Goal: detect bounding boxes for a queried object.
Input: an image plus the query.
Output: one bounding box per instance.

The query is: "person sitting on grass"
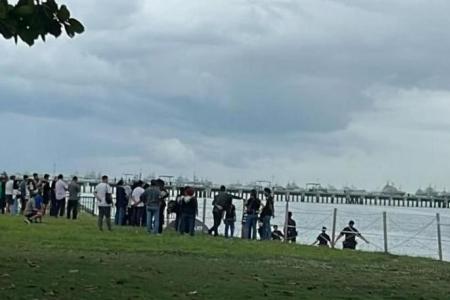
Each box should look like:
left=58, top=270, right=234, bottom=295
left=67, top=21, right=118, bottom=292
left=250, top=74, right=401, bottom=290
left=271, top=225, right=284, bottom=241
left=24, top=191, right=44, bottom=224
left=334, top=220, right=369, bottom=250
left=312, top=226, right=331, bottom=247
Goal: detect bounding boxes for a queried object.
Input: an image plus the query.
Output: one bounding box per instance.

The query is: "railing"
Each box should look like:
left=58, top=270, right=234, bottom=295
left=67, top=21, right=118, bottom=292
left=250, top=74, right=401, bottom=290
left=79, top=193, right=450, bottom=262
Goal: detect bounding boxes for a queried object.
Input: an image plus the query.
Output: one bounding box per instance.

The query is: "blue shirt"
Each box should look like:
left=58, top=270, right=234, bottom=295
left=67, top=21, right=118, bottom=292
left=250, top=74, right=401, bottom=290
left=34, top=194, right=43, bottom=210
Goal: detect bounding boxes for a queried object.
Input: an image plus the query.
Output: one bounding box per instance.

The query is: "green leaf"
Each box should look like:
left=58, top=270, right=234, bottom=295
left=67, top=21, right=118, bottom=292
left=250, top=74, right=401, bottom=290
left=18, top=28, right=35, bottom=46
left=64, top=22, right=74, bottom=38
left=0, top=2, right=7, bottom=19
left=44, top=0, right=58, bottom=13
left=14, top=4, right=34, bottom=16
left=0, top=21, right=13, bottom=39
left=48, top=20, right=61, bottom=37
left=57, top=4, right=70, bottom=22
left=68, top=18, right=83, bottom=34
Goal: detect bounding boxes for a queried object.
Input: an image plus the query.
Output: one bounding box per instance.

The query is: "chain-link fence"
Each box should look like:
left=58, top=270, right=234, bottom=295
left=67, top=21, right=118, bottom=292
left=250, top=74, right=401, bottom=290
left=79, top=193, right=450, bottom=262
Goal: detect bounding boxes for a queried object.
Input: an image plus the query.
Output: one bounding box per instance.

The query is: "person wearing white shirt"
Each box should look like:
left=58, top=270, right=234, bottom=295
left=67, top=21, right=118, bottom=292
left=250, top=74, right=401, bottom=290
left=5, top=175, right=15, bottom=215
left=54, top=174, right=68, bottom=217
left=130, top=181, right=145, bottom=226
left=94, top=175, right=113, bottom=231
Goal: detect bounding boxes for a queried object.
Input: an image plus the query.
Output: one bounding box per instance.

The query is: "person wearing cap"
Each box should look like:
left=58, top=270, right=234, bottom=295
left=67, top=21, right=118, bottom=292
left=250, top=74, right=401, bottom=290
left=334, top=220, right=369, bottom=249
left=179, top=186, right=198, bottom=236
left=312, top=227, right=331, bottom=247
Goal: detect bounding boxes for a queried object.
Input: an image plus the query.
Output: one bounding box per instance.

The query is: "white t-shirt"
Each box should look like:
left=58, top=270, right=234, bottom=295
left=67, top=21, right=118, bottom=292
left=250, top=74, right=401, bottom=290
left=55, top=179, right=68, bottom=200
left=95, top=182, right=112, bottom=207
left=131, top=186, right=145, bottom=207
left=5, top=180, right=14, bottom=195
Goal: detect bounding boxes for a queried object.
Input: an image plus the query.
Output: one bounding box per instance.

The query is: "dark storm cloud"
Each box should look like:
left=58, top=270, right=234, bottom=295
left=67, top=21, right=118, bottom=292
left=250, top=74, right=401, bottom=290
left=2, top=0, right=450, bottom=188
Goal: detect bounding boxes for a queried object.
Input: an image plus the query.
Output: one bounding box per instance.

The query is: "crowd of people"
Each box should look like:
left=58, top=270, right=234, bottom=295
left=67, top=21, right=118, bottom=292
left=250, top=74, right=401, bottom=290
left=0, top=172, right=370, bottom=249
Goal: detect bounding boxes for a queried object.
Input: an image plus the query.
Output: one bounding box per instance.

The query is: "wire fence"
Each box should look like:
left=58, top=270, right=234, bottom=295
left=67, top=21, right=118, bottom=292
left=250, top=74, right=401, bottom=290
left=79, top=193, right=450, bottom=262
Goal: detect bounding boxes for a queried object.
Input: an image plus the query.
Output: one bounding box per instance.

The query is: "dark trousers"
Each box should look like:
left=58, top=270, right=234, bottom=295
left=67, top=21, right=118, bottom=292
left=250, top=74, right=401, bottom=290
left=54, top=198, right=66, bottom=217
left=179, top=213, right=195, bottom=236
left=158, top=210, right=164, bottom=234
left=98, top=206, right=111, bottom=230
left=131, top=206, right=144, bottom=226
left=20, top=197, right=28, bottom=214
left=208, top=209, right=223, bottom=236
left=67, top=200, right=78, bottom=219
left=49, top=197, right=57, bottom=216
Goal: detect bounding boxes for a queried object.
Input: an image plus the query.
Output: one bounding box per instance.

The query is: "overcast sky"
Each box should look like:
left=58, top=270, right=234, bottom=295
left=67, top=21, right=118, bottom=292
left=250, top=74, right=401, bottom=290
left=2, top=0, right=450, bottom=191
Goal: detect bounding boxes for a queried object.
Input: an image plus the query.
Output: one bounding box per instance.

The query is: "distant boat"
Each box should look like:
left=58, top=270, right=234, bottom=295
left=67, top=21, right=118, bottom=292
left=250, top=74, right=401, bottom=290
left=381, top=182, right=405, bottom=196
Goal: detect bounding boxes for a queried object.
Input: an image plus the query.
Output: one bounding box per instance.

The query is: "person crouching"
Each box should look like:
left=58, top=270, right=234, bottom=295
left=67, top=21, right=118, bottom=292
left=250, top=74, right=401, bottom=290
left=24, top=191, right=44, bottom=224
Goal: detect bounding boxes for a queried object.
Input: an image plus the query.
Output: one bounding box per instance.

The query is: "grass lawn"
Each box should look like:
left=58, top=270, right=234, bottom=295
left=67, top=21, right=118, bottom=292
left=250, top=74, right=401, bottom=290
left=0, top=213, right=449, bottom=300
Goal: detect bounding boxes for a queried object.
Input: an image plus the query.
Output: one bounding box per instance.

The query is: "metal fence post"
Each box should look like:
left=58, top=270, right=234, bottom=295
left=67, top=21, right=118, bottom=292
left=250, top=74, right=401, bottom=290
left=383, top=211, right=388, bottom=254
left=331, top=208, right=337, bottom=248
left=437, top=213, right=443, bottom=261
left=91, top=196, right=95, bottom=216
left=284, top=192, right=290, bottom=243
left=202, top=190, right=208, bottom=233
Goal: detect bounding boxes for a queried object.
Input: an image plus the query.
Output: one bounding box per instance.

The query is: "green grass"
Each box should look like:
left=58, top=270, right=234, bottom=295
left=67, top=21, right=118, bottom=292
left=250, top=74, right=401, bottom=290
left=0, top=213, right=449, bottom=300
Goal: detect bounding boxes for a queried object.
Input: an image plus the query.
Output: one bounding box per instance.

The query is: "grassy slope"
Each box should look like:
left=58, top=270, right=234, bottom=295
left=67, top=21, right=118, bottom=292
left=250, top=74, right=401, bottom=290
left=0, top=214, right=449, bottom=300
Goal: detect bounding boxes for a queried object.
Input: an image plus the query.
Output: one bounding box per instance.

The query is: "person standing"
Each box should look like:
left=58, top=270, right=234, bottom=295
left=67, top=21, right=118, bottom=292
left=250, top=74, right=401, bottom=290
left=5, top=175, right=15, bottom=214
left=54, top=174, right=68, bottom=217
left=334, top=220, right=369, bottom=250
left=245, top=189, right=261, bottom=240
left=179, top=186, right=198, bottom=236
left=94, top=175, right=113, bottom=231
left=130, top=181, right=145, bottom=226
left=312, top=227, right=331, bottom=247
left=208, top=186, right=241, bottom=236
left=67, top=176, right=80, bottom=220
left=259, top=188, right=274, bottom=240
left=142, top=180, right=161, bottom=234
left=224, top=203, right=236, bottom=238
left=286, top=211, right=298, bottom=243
left=0, top=174, right=6, bottom=214
left=174, top=187, right=185, bottom=232
left=157, top=179, right=169, bottom=234
left=114, top=180, right=128, bottom=226
left=49, top=176, right=57, bottom=216
left=41, top=174, right=51, bottom=215
left=19, top=175, right=30, bottom=214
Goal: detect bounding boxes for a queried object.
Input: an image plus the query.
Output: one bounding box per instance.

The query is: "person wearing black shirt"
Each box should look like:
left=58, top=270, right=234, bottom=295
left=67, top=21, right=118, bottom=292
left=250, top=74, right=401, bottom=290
left=286, top=211, right=298, bottom=243
left=312, top=227, right=331, bottom=247
left=334, top=220, right=369, bottom=249
left=179, top=186, right=198, bottom=236
left=41, top=174, right=51, bottom=216
left=224, top=204, right=236, bottom=238
left=245, top=189, right=261, bottom=240
left=271, top=225, right=284, bottom=241
left=114, top=180, right=128, bottom=226
left=208, top=186, right=241, bottom=236
left=260, top=188, right=274, bottom=240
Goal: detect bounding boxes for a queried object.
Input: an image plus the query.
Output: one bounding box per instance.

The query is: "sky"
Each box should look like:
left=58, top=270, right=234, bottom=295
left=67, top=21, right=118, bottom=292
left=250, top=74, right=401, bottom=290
left=2, top=0, right=450, bottom=192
